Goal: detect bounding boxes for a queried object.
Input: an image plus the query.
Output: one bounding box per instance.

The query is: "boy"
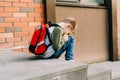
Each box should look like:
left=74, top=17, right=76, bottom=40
left=40, top=17, right=77, bottom=61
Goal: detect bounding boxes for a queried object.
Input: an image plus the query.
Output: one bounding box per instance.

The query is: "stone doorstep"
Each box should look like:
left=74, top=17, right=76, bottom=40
left=1, top=51, right=120, bottom=80
left=0, top=51, right=88, bottom=80
left=28, top=68, right=87, bottom=80
left=113, top=74, right=120, bottom=80
left=87, top=65, right=112, bottom=80
left=89, top=61, right=120, bottom=80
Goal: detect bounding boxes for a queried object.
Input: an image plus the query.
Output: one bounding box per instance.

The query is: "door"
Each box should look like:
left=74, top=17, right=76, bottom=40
left=56, top=6, right=108, bottom=63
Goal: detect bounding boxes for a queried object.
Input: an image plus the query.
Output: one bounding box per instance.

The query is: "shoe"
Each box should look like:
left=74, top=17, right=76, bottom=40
left=68, top=60, right=74, bottom=62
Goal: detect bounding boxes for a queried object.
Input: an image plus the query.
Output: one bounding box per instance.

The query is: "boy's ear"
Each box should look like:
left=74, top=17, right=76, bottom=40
left=67, top=24, right=71, bottom=28
left=66, top=23, right=71, bottom=30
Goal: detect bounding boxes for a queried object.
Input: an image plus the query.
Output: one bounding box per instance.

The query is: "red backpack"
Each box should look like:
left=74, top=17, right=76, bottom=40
left=29, top=22, right=59, bottom=55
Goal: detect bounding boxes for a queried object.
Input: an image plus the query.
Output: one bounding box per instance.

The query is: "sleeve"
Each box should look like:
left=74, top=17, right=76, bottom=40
left=52, top=27, right=66, bottom=51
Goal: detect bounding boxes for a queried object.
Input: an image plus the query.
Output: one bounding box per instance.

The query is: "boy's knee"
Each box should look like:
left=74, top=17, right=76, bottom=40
left=68, top=36, right=75, bottom=42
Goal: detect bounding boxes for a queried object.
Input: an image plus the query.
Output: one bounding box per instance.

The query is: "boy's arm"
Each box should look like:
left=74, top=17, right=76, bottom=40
left=52, top=27, right=66, bottom=51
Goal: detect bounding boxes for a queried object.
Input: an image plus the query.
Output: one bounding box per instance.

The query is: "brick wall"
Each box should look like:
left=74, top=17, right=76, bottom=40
left=0, top=0, right=44, bottom=53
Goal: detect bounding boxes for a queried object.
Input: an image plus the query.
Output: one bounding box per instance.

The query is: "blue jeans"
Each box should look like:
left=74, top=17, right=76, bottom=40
left=50, top=36, right=75, bottom=60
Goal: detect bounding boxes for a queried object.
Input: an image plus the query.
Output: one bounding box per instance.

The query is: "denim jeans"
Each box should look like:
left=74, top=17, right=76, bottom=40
left=50, top=36, right=75, bottom=60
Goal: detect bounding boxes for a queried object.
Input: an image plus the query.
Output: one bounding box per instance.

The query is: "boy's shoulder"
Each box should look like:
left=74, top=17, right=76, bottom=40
left=54, top=26, right=62, bottom=31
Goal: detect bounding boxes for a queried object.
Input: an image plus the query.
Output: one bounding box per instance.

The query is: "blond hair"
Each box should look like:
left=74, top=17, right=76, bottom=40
left=63, top=17, right=77, bottom=35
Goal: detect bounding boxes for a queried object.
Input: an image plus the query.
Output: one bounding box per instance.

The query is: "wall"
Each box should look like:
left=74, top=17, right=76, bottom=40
left=0, top=0, right=44, bottom=52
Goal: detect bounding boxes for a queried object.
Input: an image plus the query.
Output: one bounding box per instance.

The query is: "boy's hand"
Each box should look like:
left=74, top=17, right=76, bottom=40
left=63, top=34, right=68, bottom=41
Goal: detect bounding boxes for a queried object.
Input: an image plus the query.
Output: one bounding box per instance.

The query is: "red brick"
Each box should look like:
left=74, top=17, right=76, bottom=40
left=13, top=13, right=27, bottom=17
left=22, top=27, right=35, bottom=32
left=0, top=2, right=12, bottom=7
left=5, top=7, right=19, bottom=12
left=22, top=36, right=30, bottom=41
left=35, top=8, right=44, bottom=13
left=29, top=22, right=41, bottom=27
left=14, top=32, right=29, bottom=37
left=0, top=33, right=13, bottom=38
left=28, top=13, right=41, bottom=17
left=0, top=38, right=5, bottom=43
left=13, top=48, right=23, bottom=52
left=40, top=4, right=44, bottom=8
left=40, top=13, right=44, bottom=17
left=6, top=37, right=21, bottom=43
left=5, top=18, right=20, bottom=22
left=28, top=3, right=40, bottom=8
left=13, top=2, right=27, bottom=7
left=35, top=17, right=44, bottom=22
left=0, top=28, right=5, bottom=33
left=5, top=27, right=21, bottom=32
left=14, top=22, right=27, bottom=27
left=21, top=18, right=34, bottom=22
left=4, top=0, right=19, bottom=2
left=0, top=23, right=12, bottom=27
left=29, top=31, right=34, bottom=39
left=0, top=43, right=14, bottom=48
left=20, top=0, right=33, bottom=3
left=15, top=41, right=29, bottom=46
left=0, top=13, right=12, bottom=17
left=0, top=7, right=4, bottom=12
left=29, top=31, right=34, bottom=36
left=23, top=48, right=29, bottom=53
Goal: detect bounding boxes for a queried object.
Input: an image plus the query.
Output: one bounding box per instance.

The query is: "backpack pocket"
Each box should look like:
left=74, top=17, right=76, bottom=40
left=34, top=43, right=47, bottom=55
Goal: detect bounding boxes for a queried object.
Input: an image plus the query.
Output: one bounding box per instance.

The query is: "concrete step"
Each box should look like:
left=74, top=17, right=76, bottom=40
left=1, top=50, right=120, bottom=80
left=87, top=64, right=112, bottom=80
left=0, top=51, right=88, bottom=80
left=89, top=61, right=120, bottom=80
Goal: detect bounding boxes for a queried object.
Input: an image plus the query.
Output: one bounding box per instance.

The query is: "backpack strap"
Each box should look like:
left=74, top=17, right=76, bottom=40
left=48, top=21, right=61, bottom=27
left=46, top=28, right=52, bottom=47
left=46, top=21, right=61, bottom=47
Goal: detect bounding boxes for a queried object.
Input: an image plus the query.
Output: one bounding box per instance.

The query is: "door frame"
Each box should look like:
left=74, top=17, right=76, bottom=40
left=105, top=0, right=118, bottom=61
